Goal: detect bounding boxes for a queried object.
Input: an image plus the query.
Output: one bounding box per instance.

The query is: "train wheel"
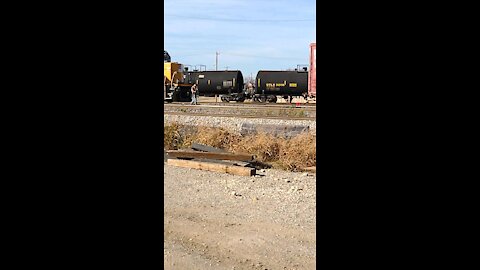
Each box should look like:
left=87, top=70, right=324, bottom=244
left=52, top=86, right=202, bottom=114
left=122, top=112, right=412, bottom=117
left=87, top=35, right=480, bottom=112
left=221, top=96, right=229, bottom=103
left=267, top=95, right=277, bottom=103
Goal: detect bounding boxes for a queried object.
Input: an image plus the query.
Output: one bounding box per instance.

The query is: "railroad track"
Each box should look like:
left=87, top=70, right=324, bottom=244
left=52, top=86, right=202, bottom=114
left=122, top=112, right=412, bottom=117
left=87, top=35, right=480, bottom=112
left=164, top=111, right=315, bottom=121
left=199, top=101, right=317, bottom=106
left=165, top=103, right=316, bottom=110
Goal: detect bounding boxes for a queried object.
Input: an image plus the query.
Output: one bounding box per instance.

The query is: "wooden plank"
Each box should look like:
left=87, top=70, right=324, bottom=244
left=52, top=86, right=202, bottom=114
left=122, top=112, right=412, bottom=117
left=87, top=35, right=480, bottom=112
left=167, top=150, right=254, bottom=161
left=167, top=158, right=255, bottom=176
left=193, top=158, right=251, bottom=167
left=176, top=148, right=194, bottom=152
left=219, top=160, right=251, bottom=167
left=191, top=143, right=227, bottom=153
left=304, top=166, right=316, bottom=173
left=192, top=158, right=249, bottom=167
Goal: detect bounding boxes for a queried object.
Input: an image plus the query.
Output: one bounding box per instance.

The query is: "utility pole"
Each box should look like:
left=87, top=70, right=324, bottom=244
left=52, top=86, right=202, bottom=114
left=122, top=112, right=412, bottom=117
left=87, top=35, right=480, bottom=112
left=215, top=51, right=219, bottom=71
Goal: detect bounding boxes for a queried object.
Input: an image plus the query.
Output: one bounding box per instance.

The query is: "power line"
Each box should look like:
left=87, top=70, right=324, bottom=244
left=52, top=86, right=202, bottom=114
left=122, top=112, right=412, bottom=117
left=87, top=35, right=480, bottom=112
left=169, top=51, right=306, bottom=64
left=176, top=53, right=213, bottom=57
left=221, top=52, right=305, bottom=61
left=165, top=14, right=314, bottom=22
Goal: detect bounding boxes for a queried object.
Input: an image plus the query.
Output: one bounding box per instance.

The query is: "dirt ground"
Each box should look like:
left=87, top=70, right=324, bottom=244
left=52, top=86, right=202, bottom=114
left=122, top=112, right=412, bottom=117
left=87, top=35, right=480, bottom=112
left=164, top=163, right=316, bottom=269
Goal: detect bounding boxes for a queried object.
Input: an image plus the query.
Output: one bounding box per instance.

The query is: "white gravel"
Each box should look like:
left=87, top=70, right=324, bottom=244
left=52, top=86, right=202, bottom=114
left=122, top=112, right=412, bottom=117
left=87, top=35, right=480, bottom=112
left=164, top=114, right=316, bottom=135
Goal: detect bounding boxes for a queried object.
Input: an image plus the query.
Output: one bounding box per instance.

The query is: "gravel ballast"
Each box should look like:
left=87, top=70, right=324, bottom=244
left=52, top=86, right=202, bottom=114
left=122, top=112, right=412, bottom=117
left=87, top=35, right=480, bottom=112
left=164, top=105, right=316, bottom=118
left=164, top=114, right=316, bottom=136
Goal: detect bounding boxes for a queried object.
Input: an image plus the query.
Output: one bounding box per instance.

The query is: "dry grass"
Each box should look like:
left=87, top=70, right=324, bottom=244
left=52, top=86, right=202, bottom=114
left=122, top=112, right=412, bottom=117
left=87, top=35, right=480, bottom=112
left=164, top=124, right=316, bottom=172
left=164, top=123, right=196, bottom=150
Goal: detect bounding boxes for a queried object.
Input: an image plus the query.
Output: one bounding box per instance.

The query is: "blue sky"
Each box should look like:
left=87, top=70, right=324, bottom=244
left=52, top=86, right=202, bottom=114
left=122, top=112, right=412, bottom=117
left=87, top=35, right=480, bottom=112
left=164, top=0, right=316, bottom=79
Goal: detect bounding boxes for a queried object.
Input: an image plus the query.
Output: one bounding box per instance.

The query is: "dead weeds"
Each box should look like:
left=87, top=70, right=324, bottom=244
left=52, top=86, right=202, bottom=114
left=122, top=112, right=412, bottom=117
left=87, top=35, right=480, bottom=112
left=164, top=124, right=316, bottom=172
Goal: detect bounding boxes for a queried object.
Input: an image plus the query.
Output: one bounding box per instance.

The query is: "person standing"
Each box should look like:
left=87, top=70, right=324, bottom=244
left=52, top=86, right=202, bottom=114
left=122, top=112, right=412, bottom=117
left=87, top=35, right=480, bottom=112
left=190, top=83, right=198, bottom=105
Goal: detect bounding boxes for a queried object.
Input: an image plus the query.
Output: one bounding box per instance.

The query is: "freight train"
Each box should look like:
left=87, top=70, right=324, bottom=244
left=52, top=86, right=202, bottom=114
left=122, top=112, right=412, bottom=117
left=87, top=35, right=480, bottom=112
left=164, top=50, right=314, bottom=103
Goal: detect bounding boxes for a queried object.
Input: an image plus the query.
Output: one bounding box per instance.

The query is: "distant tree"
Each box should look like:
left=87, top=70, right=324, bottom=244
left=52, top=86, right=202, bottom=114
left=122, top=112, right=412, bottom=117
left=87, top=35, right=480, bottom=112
left=244, top=74, right=255, bottom=85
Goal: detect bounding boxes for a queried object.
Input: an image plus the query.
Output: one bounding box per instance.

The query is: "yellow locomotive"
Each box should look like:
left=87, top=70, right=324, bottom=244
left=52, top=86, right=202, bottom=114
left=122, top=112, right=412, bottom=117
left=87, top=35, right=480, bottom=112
left=164, top=50, right=193, bottom=102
